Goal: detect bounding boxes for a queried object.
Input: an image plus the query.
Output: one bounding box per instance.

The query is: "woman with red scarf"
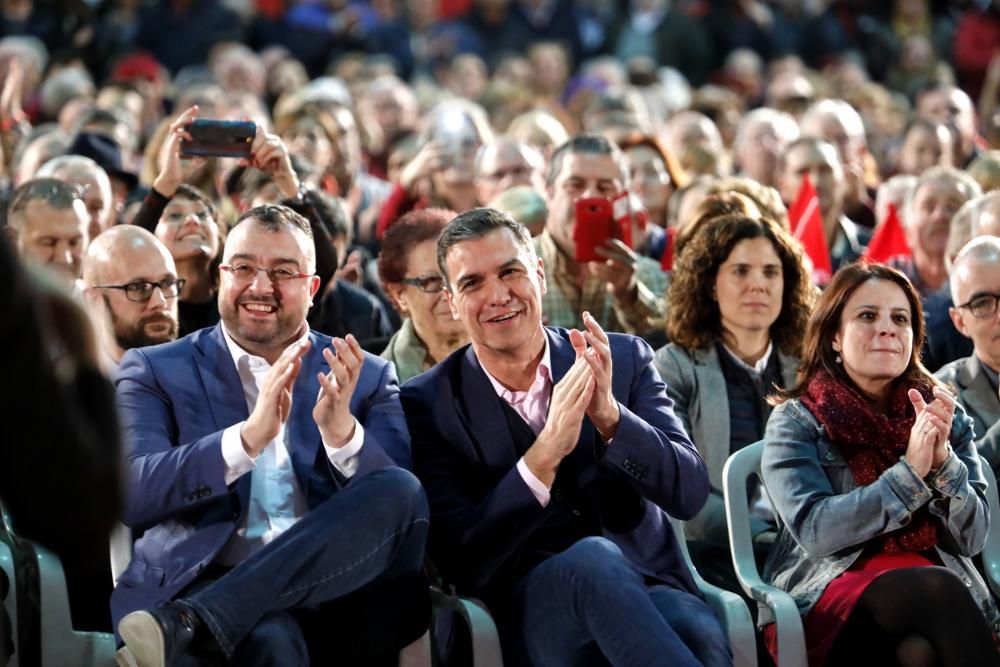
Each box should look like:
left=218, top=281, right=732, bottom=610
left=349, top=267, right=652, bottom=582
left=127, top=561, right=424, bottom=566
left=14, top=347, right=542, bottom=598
left=760, top=261, right=1000, bottom=666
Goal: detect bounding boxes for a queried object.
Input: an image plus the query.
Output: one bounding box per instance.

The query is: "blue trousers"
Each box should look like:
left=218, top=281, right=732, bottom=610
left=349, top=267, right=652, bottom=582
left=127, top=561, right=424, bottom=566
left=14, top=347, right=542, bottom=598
left=182, top=467, right=430, bottom=666
left=507, top=537, right=732, bottom=667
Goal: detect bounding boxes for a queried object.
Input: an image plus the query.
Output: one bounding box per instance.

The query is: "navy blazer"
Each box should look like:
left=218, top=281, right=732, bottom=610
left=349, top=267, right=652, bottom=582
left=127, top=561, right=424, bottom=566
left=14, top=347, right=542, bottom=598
left=111, top=324, right=410, bottom=627
left=401, top=327, right=709, bottom=600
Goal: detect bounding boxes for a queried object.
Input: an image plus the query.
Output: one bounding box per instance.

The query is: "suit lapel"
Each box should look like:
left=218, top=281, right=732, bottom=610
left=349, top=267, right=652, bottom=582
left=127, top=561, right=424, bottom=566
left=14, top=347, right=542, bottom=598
left=287, top=332, right=330, bottom=499
left=195, top=325, right=252, bottom=506
left=959, top=356, right=1000, bottom=428
left=460, top=346, right=520, bottom=467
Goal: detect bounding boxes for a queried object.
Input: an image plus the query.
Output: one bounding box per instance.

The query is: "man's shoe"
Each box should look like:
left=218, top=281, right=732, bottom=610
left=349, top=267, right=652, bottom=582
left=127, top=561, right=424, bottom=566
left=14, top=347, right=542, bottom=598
left=118, top=601, right=202, bottom=667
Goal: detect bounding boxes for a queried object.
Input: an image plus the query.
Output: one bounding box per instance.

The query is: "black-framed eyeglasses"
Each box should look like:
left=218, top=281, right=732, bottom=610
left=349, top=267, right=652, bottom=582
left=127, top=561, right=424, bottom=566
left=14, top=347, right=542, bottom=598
left=93, top=277, right=186, bottom=302
left=956, top=292, right=1000, bottom=319
left=400, top=274, right=446, bottom=293
left=220, top=263, right=313, bottom=284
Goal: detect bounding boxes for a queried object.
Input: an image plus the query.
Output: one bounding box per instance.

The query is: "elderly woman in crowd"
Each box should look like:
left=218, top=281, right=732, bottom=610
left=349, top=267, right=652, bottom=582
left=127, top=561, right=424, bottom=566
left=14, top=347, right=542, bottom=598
left=654, top=214, right=813, bottom=591
left=761, top=262, right=1000, bottom=666
left=378, top=208, right=468, bottom=383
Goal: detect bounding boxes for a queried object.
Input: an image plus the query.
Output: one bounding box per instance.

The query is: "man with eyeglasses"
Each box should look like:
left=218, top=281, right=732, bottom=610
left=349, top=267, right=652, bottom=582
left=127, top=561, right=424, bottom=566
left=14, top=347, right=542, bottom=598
left=113, top=204, right=427, bottom=666
left=936, top=236, right=1000, bottom=473
left=4, top=177, right=90, bottom=283
left=82, top=226, right=182, bottom=372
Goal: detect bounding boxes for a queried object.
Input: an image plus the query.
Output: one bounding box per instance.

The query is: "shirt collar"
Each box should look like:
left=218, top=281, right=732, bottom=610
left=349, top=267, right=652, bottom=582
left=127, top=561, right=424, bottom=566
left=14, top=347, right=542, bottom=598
left=978, top=355, right=1000, bottom=393
left=221, top=323, right=310, bottom=371
left=480, top=334, right=552, bottom=401
left=720, top=339, right=774, bottom=375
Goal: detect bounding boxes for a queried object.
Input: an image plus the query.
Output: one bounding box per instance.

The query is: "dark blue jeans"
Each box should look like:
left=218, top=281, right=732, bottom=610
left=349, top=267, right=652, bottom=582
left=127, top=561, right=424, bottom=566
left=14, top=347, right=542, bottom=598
left=508, top=537, right=732, bottom=667
left=182, top=467, right=430, bottom=665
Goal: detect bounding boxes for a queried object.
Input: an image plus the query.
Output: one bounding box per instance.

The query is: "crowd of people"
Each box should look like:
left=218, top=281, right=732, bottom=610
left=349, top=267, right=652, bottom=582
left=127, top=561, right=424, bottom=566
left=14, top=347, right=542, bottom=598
left=2, top=0, right=1000, bottom=666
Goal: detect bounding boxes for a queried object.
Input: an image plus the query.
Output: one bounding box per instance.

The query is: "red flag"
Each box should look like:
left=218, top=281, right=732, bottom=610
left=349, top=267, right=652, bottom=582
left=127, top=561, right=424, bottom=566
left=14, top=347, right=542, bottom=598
left=863, top=202, right=911, bottom=263
left=789, top=173, right=832, bottom=285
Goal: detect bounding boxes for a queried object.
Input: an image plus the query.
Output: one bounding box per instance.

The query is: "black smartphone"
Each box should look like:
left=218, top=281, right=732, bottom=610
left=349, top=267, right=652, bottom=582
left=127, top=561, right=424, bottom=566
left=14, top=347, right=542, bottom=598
left=180, top=119, right=256, bottom=158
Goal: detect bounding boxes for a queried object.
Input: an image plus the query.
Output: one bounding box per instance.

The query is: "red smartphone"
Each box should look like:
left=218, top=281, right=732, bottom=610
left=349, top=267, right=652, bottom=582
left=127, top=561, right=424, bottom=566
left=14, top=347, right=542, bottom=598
left=574, top=196, right=615, bottom=262
left=181, top=119, right=256, bottom=158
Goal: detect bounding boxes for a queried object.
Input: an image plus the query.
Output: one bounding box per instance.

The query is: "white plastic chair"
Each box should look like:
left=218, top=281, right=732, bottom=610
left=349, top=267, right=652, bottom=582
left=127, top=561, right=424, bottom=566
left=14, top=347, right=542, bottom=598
left=429, top=588, right=504, bottom=667
left=669, top=515, right=757, bottom=667
left=722, top=442, right=806, bottom=666
left=1, top=539, right=18, bottom=667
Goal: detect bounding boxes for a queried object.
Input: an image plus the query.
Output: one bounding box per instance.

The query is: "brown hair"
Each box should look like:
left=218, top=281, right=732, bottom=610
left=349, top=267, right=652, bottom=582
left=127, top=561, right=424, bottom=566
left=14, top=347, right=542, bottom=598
left=378, top=208, right=456, bottom=286
left=674, top=191, right=762, bottom=258
left=776, top=261, right=935, bottom=403
left=668, top=215, right=814, bottom=356
left=616, top=132, right=689, bottom=191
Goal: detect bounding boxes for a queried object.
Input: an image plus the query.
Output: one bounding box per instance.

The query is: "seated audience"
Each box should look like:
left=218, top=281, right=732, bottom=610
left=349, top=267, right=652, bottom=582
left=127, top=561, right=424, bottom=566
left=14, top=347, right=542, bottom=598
left=81, top=225, right=181, bottom=372
left=35, top=153, right=116, bottom=241
left=473, top=137, right=545, bottom=205
left=402, top=208, right=730, bottom=667
left=761, top=261, right=999, bottom=666
left=114, top=204, right=428, bottom=666
left=935, top=236, right=1000, bottom=471
left=655, top=214, right=813, bottom=591
left=732, top=108, right=799, bottom=188
left=895, top=119, right=955, bottom=176
left=378, top=208, right=467, bottom=383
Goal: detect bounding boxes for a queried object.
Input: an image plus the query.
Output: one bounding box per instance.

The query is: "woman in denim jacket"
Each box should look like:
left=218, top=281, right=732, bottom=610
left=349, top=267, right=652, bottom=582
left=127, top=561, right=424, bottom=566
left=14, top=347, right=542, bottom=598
left=761, top=262, right=1000, bottom=666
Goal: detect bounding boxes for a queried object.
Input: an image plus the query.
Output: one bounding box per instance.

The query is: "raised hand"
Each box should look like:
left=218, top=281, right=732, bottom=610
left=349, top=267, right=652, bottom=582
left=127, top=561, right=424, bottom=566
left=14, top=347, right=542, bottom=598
left=398, top=140, right=452, bottom=195
left=589, top=239, right=639, bottom=305
left=906, top=386, right=956, bottom=477
left=240, top=339, right=310, bottom=457
left=568, top=311, right=620, bottom=440
left=153, top=106, right=199, bottom=197
left=249, top=126, right=299, bottom=198
left=313, top=334, right=365, bottom=448
left=523, top=356, right=596, bottom=487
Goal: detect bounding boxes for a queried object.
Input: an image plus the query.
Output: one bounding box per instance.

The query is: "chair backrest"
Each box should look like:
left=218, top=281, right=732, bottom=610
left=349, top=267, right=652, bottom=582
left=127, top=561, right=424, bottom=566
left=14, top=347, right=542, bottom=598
left=722, top=441, right=806, bottom=667
left=668, top=515, right=757, bottom=667
left=977, top=458, right=1000, bottom=599
left=1, top=540, right=18, bottom=667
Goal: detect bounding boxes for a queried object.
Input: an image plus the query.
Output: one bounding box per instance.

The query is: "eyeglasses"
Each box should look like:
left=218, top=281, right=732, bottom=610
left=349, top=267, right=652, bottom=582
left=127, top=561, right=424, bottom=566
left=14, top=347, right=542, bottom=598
left=220, top=263, right=313, bottom=284
left=400, top=274, right=446, bottom=293
left=93, top=277, right=186, bottom=302
left=956, top=292, right=1000, bottom=319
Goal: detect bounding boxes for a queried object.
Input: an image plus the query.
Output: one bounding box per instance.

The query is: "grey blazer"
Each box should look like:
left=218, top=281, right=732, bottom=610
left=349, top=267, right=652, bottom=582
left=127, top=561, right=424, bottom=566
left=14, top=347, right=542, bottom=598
left=654, top=342, right=799, bottom=544
left=935, top=355, right=1000, bottom=470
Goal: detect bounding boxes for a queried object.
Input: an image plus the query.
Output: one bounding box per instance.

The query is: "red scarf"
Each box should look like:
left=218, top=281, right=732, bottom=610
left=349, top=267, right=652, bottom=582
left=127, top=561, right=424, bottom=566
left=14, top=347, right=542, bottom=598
left=800, top=369, right=938, bottom=554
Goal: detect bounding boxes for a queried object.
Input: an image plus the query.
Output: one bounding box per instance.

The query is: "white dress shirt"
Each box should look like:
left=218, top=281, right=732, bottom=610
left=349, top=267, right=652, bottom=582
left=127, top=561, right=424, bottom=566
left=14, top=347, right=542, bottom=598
left=216, top=326, right=365, bottom=565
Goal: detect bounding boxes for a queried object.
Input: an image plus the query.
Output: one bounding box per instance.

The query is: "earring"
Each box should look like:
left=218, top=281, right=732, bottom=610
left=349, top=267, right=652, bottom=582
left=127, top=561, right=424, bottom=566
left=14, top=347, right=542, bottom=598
left=835, top=354, right=842, bottom=364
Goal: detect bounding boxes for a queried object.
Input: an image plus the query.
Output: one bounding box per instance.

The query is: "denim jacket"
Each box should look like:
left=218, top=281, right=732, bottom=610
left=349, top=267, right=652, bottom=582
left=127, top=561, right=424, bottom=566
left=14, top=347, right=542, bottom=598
left=759, top=398, right=1000, bottom=630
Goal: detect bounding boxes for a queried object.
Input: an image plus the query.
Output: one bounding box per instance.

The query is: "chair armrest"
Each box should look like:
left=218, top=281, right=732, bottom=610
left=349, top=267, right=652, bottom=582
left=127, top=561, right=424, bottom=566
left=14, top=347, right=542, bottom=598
left=978, top=459, right=1000, bottom=599
left=430, top=589, right=504, bottom=667
left=1, top=540, right=18, bottom=667
left=697, top=578, right=757, bottom=667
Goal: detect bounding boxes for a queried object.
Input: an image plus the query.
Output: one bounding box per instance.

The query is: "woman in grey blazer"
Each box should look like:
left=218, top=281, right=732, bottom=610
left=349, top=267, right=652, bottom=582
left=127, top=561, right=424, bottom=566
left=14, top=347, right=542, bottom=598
left=654, top=212, right=814, bottom=592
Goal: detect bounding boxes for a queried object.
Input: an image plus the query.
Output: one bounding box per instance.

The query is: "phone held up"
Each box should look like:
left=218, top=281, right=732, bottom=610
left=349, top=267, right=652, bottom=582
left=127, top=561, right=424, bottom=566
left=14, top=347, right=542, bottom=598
left=573, top=193, right=633, bottom=263
left=180, top=119, right=256, bottom=159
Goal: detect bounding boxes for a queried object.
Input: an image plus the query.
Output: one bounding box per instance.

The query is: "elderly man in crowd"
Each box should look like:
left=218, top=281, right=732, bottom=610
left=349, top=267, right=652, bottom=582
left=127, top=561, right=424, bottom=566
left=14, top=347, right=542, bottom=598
left=474, top=137, right=546, bottom=205
left=82, top=225, right=182, bottom=372
left=936, top=236, right=1000, bottom=472
left=5, top=177, right=90, bottom=284
left=733, top=107, right=799, bottom=188
left=35, top=154, right=116, bottom=242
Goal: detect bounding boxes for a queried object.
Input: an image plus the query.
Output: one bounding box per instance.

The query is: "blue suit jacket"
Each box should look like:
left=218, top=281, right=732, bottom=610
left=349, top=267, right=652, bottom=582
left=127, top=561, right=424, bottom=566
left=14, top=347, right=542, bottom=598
left=110, top=324, right=410, bottom=627
left=401, top=327, right=709, bottom=601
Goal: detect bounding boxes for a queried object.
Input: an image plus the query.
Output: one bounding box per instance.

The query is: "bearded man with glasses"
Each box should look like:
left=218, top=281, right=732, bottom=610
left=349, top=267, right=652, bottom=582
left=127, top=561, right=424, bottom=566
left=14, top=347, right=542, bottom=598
left=936, top=235, right=1000, bottom=475
left=82, top=225, right=183, bottom=373
left=113, top=204, right=427, bottom=666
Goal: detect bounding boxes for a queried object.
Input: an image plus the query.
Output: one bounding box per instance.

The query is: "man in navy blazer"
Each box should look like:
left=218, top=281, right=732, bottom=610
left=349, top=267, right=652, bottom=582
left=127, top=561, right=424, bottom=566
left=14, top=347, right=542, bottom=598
left=402, top=208, right=730, bottom=666
left=114, top=204, right=429, bottom=666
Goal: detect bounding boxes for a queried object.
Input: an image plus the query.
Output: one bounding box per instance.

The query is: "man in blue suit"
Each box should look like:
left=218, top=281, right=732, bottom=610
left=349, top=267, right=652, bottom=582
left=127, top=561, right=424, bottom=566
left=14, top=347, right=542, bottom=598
left=114, top=204, right=429, bottom=666
left=402, top=208, right=731, bottom=666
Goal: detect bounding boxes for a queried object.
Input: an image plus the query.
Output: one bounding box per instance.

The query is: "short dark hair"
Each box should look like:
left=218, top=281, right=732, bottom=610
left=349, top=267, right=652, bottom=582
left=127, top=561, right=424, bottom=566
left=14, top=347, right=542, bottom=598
left=7, top=178, right=84, bottom=226
left=236, top=203, right=313, bottom=239
left=379, top=208, right=455, bottom=285
left=546, top=133, right=628, bottom=188
left=437, top=207, right=534, bottom=286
